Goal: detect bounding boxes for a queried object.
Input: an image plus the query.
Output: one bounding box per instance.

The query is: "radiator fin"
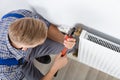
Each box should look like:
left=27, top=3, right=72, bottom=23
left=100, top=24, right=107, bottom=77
left=87, top=34, right=120, bottom=53
left=78, top=30, right=120, bottom=79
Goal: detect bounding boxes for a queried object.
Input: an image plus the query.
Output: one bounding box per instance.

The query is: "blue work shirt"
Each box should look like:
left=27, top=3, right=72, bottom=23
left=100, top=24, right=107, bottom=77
left=0, top=9, right=51, bottom=80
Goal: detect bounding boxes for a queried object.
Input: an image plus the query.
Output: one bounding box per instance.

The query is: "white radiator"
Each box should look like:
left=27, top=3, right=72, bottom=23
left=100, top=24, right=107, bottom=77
left=78, top=30, right=120, bottom=79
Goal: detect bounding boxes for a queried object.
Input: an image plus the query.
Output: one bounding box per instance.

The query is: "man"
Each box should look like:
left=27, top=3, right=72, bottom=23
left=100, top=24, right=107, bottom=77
left=0, top=9, right=76, bottom=80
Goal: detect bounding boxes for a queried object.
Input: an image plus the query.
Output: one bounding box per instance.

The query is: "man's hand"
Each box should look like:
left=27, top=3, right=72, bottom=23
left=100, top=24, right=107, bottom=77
left=41, top=53, right=68, bottom=80
left=51, top=52, right=68, bottom=71
left=48, top=24, right=76, bottom=48
left=63, top=35, right=76, bottom=49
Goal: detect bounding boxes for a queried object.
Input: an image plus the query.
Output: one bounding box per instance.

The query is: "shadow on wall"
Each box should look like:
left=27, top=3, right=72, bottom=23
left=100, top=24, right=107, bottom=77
left=75, top=23, right=120, bottom=45
left=0, top=0, right=31, bottom=18
left=30, top=6, right=53, bottom=24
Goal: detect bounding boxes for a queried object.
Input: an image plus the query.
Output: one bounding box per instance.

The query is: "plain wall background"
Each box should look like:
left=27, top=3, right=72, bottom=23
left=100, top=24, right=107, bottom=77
left=0, top=0, right=120, bottom=40
left=0, top=0, right=31, bottom=18
left=27, top=0, right=120, bottom=40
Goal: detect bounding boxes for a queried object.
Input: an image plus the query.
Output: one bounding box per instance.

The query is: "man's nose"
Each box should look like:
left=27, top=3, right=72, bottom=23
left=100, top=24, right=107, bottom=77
left=22, top=48, right=28, bottom=51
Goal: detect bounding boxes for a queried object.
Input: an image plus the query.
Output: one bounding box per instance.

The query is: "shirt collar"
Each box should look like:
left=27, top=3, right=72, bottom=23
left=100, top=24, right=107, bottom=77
left=6, top=33, right=25, bottom=60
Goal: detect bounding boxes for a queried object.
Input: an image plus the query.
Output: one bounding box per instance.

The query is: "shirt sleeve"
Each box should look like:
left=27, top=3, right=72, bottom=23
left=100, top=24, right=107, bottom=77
left=1, top=9, right=51, bottom=28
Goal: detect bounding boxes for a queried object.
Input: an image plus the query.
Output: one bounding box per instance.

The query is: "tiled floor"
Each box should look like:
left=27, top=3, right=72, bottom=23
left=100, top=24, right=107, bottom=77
left=33, top=54, right=120, bottom=80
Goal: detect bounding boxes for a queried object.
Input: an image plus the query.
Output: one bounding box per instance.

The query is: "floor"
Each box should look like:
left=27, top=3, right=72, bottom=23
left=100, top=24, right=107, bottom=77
left=33, top=54, right=120, bottom=80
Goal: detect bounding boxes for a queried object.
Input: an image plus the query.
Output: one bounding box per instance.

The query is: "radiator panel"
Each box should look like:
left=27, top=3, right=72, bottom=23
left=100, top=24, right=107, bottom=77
left=78, top=30, right=120, bottom=79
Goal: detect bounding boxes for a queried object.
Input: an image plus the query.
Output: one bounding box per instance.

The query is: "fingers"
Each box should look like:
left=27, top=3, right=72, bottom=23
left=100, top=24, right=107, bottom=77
left=63, top=35, right=76, bottom=49
left=55, top=52, right=65, bottom=60
left=64, top=40, right=76, bottom=45
left=66, top=38, right=76, bottom=42
left=64, top=39, right=76, bottom=49
left=55, top=53, right=61, bottom=59
left=56, top=52, right=67, bottom=59
left=62, top=54, right=67, bottom=58
left=52, top=55, right=68, bottom=70
left=64, top=35, right=76, bottom=41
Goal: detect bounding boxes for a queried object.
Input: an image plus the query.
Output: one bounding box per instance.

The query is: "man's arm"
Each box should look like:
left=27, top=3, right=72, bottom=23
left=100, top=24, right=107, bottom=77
left=47, top=24, right=65, bottom=44
left=41, top=53, right=68, bottom=80
left=47, top=24, right=76, bottom=49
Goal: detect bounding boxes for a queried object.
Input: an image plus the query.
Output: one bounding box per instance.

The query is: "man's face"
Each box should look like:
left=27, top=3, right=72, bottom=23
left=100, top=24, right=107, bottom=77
left=11, top=40, right=45, bottom=51
left=16, top=44, right=38, bottom=51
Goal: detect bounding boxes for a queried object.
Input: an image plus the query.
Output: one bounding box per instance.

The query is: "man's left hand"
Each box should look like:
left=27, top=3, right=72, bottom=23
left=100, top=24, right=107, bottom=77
left=63, top=36, right=76, bottom=49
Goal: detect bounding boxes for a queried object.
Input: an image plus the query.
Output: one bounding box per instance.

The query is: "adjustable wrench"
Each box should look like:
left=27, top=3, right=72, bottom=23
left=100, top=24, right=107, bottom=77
left=54, top=27, right=75, bottom=76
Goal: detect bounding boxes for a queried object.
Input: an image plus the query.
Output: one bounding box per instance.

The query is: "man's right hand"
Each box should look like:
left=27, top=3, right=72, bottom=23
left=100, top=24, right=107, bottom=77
left=51, top=52, right=68, bottom=71
left=41, top=53, right=68, bottom=80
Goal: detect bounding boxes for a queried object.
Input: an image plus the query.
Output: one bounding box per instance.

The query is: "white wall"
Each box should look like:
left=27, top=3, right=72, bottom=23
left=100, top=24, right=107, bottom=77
left=27, top=0, right=120, bottom=39
left=0, top=0, right=120, bottom=39
left=0, top=0, right=31, bottom=18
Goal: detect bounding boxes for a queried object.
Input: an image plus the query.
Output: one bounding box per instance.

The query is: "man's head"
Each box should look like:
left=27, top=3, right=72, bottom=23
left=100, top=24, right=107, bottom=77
left=8, top=18, right=47, bottom=50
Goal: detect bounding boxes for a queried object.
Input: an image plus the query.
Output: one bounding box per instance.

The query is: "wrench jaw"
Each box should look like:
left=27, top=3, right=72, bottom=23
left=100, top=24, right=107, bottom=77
left=68, top=26, right=83, bottom=57
left=58, top=25, right=83, bottom=57
left=68, top=26, right=82, bottom=38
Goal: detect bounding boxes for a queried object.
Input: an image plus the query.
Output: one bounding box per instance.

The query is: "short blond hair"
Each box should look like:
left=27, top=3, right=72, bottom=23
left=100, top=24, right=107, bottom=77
left=8, top=18, right=47, bottom=45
